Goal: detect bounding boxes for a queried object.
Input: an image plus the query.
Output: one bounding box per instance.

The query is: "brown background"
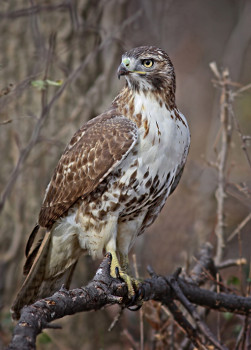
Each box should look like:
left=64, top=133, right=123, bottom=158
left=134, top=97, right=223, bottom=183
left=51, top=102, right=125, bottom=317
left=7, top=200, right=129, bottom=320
left=0, top=1, right=251, bottom=349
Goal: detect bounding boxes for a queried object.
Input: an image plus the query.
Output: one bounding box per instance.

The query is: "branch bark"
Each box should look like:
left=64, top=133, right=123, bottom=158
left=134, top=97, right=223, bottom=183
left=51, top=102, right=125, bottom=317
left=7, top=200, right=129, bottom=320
left=7, top=254, right=251, bottom=350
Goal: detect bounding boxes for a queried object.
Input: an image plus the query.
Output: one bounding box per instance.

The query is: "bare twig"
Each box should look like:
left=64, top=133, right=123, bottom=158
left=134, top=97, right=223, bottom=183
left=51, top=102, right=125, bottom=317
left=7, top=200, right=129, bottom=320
left=227, top=212, right=251, bottom=242
left=241, top=315, right=250, bottom=350
left=0, top=34, right=56, bottom=213
left=210, top=63, right=234, bottom=264
left=234, top=321, right=244, bottom=350
left=189, top=242, right=217, bottom=285
left=216, top=272, right=221, bottom=343
left=121, top=329, right=139, bottom=350
left=232, top=83, right=251, bottom=97
left=163, top=292, right=204, bottom=349
left=229, top=92, right=251, bottom=170
left=166, top=271, right=227, bottom=350
left=217, top=258, right=247, bottom=270
left=108, top=306, right=124, bottom=332
left=0, top=2, right=71, bottom=20
left=132, top=254, right=144, bottom=350
left=0, top=119, right=12, bottom=125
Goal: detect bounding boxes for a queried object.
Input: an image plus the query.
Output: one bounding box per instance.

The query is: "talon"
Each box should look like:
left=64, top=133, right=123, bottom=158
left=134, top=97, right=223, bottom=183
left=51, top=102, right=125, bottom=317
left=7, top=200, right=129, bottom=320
left=127, top=293, right=137, bottom=307
left=107, top=249, right=142, bottom=301
left=127, top=292, right=143, bottom=311
left=115, top=266, right=120, bottom=279
left=137, top=286, right=145, bottom=299
left=127, top=304, right=143, bottom=312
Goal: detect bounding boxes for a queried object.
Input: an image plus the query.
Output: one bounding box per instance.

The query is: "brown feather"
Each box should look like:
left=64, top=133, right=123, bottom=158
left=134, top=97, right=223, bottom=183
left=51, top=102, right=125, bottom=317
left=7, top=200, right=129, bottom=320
left=25, top=224, right=40, bottom=257
left=11, top=231, right=51, bottom=320
left=23, top=238, right=43, bottom=275
left=39, top=114, right=138, bottom=228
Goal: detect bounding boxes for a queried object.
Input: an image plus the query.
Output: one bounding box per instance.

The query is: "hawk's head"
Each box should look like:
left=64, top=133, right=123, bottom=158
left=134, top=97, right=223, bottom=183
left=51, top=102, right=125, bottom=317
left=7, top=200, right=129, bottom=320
left=117, top=46, right=176, bottom=95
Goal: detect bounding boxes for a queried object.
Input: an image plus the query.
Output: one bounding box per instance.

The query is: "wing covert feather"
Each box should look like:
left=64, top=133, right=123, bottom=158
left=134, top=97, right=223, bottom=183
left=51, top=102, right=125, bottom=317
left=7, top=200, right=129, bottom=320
left=39, top=115, right=138, bottom=227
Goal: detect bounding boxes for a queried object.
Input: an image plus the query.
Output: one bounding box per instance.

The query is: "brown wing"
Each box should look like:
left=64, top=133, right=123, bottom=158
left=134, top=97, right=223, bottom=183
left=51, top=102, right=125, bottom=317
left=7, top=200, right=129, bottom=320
left=39, top=114, right=138, bottom=228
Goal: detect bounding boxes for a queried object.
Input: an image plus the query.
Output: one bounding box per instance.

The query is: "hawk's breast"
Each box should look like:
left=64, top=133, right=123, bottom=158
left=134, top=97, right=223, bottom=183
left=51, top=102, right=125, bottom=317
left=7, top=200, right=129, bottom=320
left=114, top=91, right=190, bottom=217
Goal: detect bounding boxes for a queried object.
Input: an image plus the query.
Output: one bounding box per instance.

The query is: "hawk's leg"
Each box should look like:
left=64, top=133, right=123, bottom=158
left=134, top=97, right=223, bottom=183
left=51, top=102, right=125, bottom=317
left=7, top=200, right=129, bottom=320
left=119, top=252, right=144, bottom=310
left=119, top=252, right=130, bottom=274
left=119, top=252, right=141, bottom=287
left=108, top=249, right=136, bottom=297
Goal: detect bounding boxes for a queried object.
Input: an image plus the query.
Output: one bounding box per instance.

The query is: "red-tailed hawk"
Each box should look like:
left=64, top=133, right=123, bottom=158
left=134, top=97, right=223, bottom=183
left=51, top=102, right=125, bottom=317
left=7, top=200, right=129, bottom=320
left=12, top=46, right=190, bottom=319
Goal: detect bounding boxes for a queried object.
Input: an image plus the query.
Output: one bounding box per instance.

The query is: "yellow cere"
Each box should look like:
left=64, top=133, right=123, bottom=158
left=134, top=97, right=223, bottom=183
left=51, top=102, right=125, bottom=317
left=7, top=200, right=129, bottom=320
left=133, top=71, right=146, bottom=75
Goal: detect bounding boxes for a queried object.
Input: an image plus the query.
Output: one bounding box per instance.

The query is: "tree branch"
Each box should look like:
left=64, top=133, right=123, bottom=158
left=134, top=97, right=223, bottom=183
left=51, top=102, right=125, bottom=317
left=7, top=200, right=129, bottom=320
left=7, top=254, right=251, bottom=350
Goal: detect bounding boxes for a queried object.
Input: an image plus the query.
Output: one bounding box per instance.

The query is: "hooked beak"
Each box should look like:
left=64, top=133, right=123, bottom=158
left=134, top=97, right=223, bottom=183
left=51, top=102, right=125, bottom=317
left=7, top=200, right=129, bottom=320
left=117, top=63, right=130, bottom=79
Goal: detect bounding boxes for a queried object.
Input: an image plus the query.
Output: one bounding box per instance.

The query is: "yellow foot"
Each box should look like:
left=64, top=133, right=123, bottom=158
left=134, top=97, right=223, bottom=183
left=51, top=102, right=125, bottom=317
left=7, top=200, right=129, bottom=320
left=108, top=250, right=140, bottom=298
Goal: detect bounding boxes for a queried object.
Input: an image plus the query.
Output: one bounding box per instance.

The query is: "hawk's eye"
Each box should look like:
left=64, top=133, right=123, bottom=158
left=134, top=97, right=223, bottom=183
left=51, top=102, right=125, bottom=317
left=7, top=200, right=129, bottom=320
left=142, top=59, right=154, bottom=68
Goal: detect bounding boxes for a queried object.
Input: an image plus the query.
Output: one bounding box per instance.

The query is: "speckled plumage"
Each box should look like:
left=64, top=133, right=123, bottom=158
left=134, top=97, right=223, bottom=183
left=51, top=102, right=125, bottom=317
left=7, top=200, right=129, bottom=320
left=12, top=46, right=190, bottom=319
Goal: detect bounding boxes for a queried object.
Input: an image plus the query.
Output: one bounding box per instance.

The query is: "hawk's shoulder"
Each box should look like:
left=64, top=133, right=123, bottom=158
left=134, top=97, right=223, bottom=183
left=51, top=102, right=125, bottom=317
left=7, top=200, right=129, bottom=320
left=39, top=112, right=138, bottom=228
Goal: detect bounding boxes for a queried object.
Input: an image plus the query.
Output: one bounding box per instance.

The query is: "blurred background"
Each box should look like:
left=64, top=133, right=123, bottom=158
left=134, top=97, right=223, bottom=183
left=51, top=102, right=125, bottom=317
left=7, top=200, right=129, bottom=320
left=0, top=0, right=251, bottom=349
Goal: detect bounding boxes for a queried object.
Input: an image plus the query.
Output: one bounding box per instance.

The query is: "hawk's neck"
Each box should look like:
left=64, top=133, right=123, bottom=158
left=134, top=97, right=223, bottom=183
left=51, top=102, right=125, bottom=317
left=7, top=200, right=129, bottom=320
left=112, top=86, right=176, bottom=127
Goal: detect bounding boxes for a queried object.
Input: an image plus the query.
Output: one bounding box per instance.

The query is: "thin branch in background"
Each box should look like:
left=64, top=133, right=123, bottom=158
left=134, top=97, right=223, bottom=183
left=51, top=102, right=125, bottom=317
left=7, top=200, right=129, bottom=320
left=162, top=292, right=204, bottom=349
left=0, top=119, right=12, bottom=125
left=229, top=92, right=251, bottom=169
left=241, top=315, right=249, bottom=350
left=234, top=315, right=250, bottom=350
left=1, top=198, right=23, bottom=264
left=166, top=271, right=227, bottom=350
left=209, top=62, right=234, bottom=265
left=234, top=323, right=244, bottom=350
left=132, top=254, right=144, bottom=350
left=189, top=242, right=216, bottom=285
left=108, top=306, right=124, bottom=332
left=232, top=83, right=251, bottom=98
left=217, top=258, right=247, bottom=270
left=209, top=62, right=251, bottom=266
left=169, top=319, right=175, bottom=350
left=121, top=329, right=139, bottom=350
left=0, top=2, right=70, bottom=20
left=247, top=260, right=251, bottom=297
left=227, top=212, right=251, bottom=242
left=226, top=182, right=251, bottom=213
left=216, top=273, right=221, bottom=342
left=0, top=34, right=56, bottom=213
left=237, top=231, right=245, bottom=296
left=0, top=73, right=40, bottom=114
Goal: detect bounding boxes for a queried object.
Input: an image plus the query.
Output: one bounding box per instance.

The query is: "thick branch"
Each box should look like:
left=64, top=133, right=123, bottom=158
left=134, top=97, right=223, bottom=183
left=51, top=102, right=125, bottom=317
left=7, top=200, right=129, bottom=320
left=142, top=275, right=251, bottom=316
left=8, top=254, right=251, bottom=350
left=8, top=255, right=126, bottom=350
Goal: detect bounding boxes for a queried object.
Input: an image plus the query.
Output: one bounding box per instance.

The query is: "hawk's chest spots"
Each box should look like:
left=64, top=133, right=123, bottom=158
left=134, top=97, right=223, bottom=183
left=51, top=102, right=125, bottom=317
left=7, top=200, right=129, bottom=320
left=116, top=92, right=189, bottom=203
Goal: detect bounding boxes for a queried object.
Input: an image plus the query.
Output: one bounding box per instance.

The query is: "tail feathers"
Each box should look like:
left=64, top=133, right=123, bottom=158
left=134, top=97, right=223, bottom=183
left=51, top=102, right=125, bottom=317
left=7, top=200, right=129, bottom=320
left=23, top=238, right=44, bottom=275
left=11, top=230, right=51, bottom=320
left=11, top=228, right=79, bottom=321
left=25, top=224, right=40, bottom=257
left=12, top=225, right=82, bottom=320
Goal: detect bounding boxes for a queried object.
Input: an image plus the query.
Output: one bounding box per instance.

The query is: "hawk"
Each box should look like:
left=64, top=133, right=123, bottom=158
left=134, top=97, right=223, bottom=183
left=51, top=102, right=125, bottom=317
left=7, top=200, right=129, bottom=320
left=12, top=46, right=190, bottom=319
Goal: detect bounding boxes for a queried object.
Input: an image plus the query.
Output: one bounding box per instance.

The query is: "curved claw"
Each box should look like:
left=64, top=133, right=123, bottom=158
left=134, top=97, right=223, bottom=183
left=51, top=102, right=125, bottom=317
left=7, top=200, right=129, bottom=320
left=127, top=304, right=143, bottom=312
left=137, top=286, right=145, bottom=299
left=126, top=284, right=144, bottom=311
left=115, top=266, right=120, bottom=279
left=126, top=292, right=137, bottom=307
